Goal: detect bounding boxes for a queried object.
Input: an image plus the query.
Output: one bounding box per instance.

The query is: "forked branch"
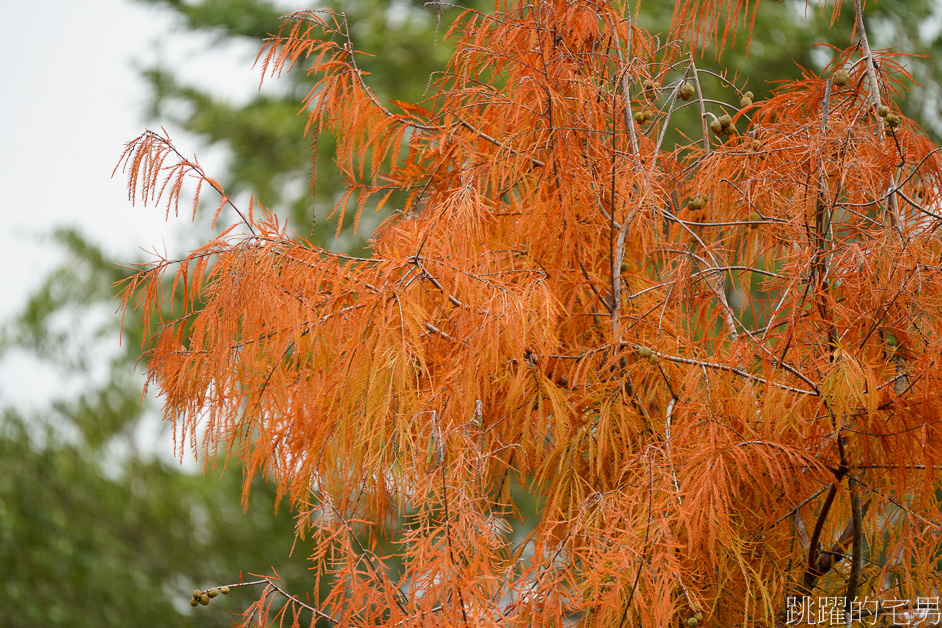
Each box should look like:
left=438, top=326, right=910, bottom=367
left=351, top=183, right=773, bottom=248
left=114, top=129, right=257, bottom=235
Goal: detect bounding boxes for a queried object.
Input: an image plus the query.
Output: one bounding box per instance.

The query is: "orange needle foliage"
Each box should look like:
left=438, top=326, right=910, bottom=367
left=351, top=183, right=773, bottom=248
left=118, top=0, right=942, bottom=625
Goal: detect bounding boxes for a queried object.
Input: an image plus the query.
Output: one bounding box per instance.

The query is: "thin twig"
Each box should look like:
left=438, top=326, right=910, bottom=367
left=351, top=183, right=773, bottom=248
left=844, top=476, right=863, bottom=621
left=613, top=343, right=818, bottom=395
left=433, top=410, right=470, bottom=626
left=664, top=395, right=683, bottom=506
left=617, top=449, right=654, bottom=628
left=456, top=118, right=545, bottom=167
left=222, top=577, right=338, bottom=624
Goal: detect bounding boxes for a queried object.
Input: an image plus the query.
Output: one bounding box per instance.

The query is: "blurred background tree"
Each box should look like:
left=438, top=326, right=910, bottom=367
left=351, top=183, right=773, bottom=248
left=140, top=0, right=466, bottom=251
left=138, top=0, right=942, bottom=236
left=0, top=230, right=319, bottom=628
left=1, top=0, right=940, bottom=625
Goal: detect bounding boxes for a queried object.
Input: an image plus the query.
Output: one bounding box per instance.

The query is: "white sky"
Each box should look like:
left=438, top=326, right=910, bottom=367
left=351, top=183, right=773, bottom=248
left=0, top=1, right=306, bottom=418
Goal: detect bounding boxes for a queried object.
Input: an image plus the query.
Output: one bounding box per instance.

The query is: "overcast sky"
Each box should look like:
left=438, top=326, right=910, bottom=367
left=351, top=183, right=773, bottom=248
left=0, top=1, right=305, bottom=416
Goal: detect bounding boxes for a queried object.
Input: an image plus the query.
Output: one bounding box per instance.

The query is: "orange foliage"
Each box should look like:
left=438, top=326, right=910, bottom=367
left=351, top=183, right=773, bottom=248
left=118, top=0, right=942, bottom=626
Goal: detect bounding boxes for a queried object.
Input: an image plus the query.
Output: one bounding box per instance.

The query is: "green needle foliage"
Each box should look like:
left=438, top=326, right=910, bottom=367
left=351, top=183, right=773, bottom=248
left=0, top=411, right=314, bottom=628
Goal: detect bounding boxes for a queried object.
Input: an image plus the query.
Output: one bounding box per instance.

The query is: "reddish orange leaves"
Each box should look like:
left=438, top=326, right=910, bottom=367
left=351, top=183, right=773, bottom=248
left=118, top=0, right=942, bottom=626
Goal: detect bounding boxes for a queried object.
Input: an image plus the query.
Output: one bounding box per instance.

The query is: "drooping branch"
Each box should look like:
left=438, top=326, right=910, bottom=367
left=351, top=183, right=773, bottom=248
left=853, top=0, right=900, bottom=228
left=800, top=482, right=839, bottom=596
left=115, top=129, right=257, bottom=235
